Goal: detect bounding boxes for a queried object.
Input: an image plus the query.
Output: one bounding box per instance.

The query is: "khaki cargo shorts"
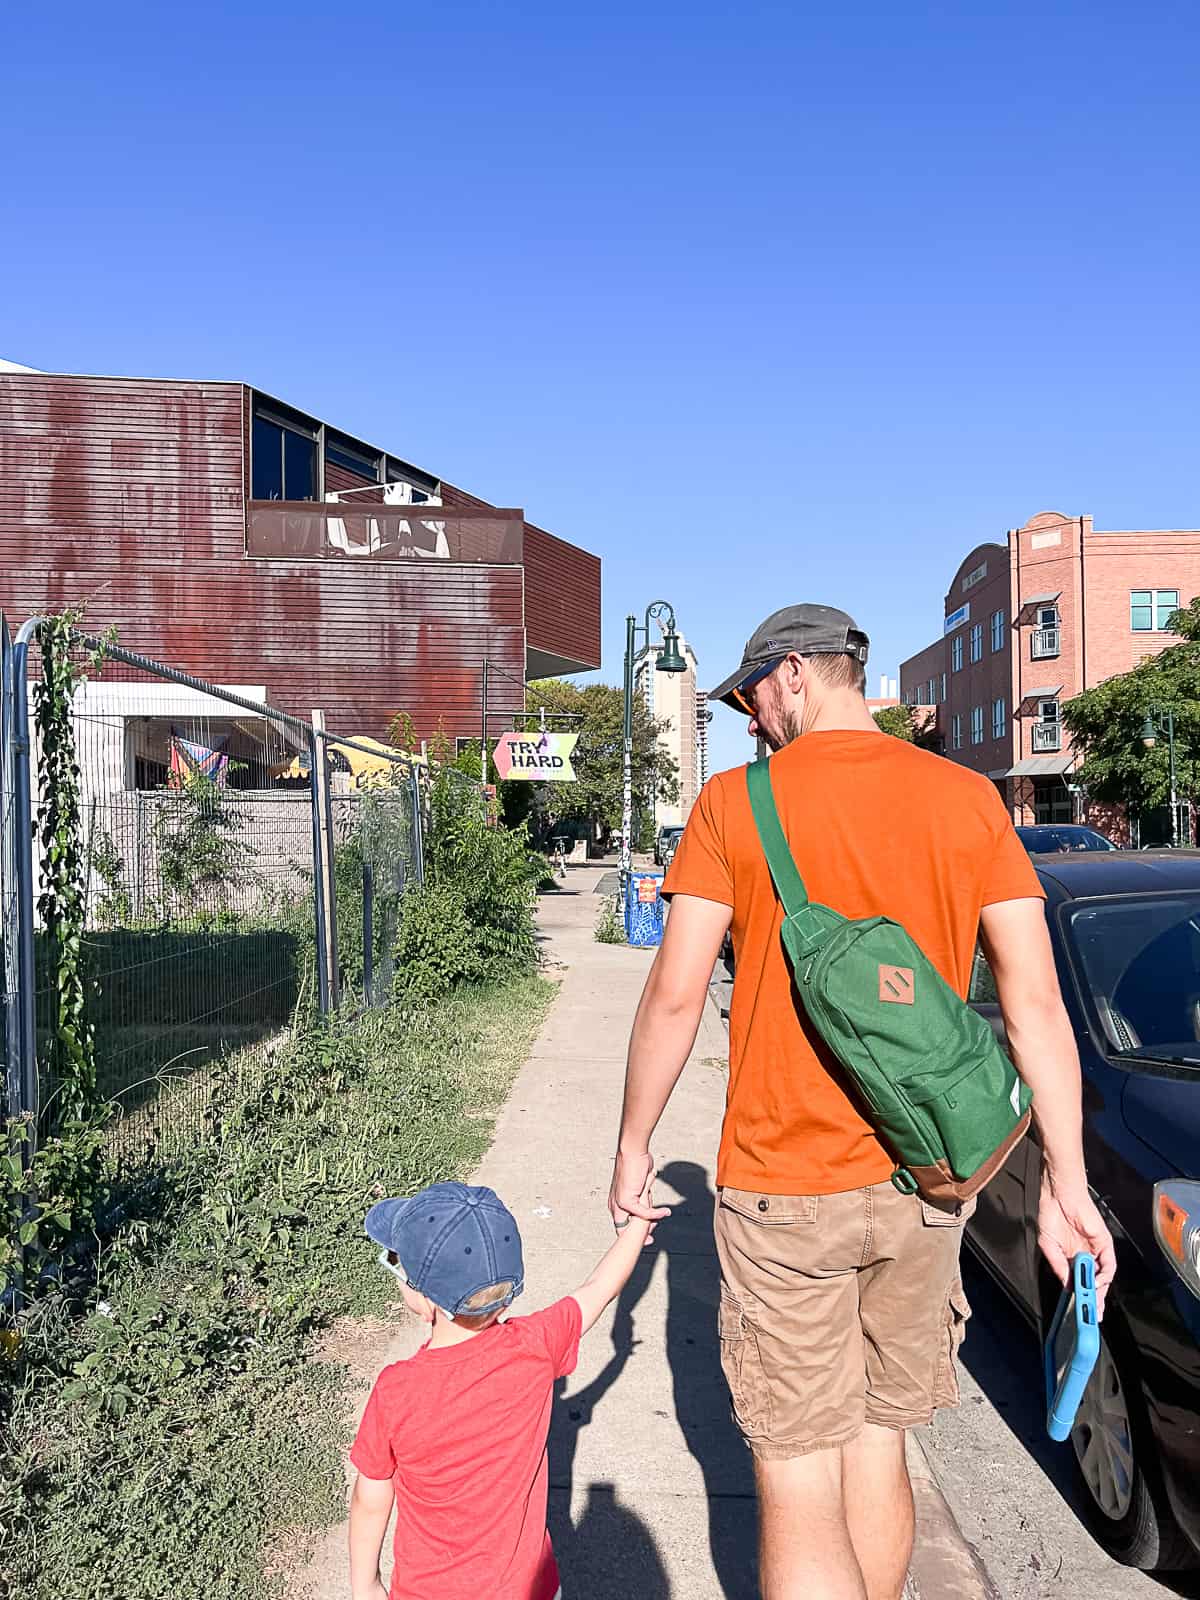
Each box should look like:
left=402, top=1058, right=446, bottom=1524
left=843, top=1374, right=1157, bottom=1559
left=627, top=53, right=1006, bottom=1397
left=713, top=1180, right=973, bottom=1459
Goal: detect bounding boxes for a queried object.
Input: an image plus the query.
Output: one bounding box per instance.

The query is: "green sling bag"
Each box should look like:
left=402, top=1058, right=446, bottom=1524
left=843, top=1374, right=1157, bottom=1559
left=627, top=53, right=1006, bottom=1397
left=746, top=757, right=1032, bottom=1205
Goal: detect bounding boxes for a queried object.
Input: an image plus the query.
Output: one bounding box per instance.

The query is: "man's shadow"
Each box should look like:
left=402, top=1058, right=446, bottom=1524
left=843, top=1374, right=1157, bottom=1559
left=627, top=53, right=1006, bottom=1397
left=547, top=1160, right=758, bottom=1598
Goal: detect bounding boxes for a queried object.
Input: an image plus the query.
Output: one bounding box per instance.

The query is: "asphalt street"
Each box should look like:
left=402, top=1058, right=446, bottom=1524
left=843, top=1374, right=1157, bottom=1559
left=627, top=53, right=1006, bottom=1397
left=917, top=1253, right=1200, bottom=1600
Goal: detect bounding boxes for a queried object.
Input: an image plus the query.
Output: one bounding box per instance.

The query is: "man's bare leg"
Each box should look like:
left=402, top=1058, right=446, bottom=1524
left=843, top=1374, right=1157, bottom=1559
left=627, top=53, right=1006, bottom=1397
left=842, top=1423, right=914, bottom=1600
left=755, top=1450, right=868, bottom=1600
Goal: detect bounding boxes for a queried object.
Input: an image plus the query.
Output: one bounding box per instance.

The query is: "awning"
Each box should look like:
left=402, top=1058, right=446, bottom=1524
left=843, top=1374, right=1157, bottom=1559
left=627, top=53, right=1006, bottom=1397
left=1020, top=684, right=1063, bottom=701
left=1022, top=590, right=1061, bottom=606
left=999, top=756, right=1075, bottom=778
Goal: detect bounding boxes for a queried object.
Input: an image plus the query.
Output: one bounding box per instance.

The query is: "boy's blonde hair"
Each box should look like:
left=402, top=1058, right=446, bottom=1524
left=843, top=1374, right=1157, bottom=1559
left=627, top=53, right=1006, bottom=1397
left=454, top=1280, right=516, bottom=1331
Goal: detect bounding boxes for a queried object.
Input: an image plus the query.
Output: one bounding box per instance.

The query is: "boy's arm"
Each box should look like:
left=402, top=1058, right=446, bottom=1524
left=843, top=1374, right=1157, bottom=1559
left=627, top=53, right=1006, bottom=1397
left=572, top=1194, right=654, bottom=1335
left=348, top=1472, right=394, bottom=1600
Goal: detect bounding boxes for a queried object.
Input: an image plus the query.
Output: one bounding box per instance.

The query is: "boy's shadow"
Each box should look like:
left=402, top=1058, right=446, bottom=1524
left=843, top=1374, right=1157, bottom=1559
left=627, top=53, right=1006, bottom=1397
left=547, top=1160, right=757, bottom=1598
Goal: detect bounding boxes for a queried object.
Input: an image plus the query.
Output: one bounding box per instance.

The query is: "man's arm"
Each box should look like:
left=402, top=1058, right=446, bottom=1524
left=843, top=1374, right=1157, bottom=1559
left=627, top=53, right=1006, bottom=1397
left=979, top=896, right=1116, bottom=1311
left=609, top=893, right=732, bottom=1226
left=348, top=1472, right=394, bottom=1600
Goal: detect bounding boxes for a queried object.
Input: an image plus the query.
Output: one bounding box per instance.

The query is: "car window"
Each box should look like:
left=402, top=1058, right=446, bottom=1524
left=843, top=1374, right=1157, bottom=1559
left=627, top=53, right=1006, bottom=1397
left=1065, top=895, right=1200, bottom=1063
left=969, top=946, right=998, bottom=1004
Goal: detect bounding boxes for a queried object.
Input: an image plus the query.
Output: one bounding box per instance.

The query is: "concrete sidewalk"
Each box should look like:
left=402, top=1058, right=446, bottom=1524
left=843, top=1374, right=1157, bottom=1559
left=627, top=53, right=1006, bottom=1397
left=296, top=864, right=994, bottom=1599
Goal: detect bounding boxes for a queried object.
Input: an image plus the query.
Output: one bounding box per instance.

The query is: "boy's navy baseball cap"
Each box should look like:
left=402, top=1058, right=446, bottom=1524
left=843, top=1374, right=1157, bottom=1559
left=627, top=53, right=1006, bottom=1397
left=365, top=1182, right=525, bottom=1318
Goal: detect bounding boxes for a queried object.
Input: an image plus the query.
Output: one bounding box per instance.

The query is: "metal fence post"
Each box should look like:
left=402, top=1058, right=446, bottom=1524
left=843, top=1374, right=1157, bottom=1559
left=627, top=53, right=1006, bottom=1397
left=11, top=621, right=39, bottom=1138
left=310, top=712, right=340, bottom=1012
left=362, top=860, right=374, bottom=1007
left=308, top=723, right=332, bottom=1014
left=410, top=765, right=425, bottom=887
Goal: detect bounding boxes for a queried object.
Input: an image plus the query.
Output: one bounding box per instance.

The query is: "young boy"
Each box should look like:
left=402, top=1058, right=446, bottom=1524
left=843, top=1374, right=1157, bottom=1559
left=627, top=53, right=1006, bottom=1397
left=347, top=1176, right=656, bottom=1600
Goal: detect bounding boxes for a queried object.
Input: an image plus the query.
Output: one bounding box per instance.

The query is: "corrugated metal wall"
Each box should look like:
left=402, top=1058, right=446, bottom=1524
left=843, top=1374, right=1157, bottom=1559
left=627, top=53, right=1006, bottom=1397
left=0, top=374, right=530, bottom=740
left=441, top=481, right=601, bottom=673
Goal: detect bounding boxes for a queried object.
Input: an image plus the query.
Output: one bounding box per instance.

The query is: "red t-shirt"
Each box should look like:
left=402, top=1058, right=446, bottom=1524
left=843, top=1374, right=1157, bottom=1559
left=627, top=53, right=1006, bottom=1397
left=350, top=1297, right=582, bottom=1600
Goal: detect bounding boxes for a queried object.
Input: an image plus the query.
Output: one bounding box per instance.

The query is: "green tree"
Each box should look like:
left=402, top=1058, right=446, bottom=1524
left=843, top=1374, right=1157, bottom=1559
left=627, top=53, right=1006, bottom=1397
left=1062, top=597, right=1200, bottom=813
left=872, top=704, right=940, bottom=748
left=525, top=679, right=679, bottom=845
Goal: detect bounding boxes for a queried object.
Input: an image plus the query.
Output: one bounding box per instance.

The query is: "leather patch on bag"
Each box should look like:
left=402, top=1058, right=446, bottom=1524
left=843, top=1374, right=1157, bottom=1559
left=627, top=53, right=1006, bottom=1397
left=878, top=965, right=915, bottom=1004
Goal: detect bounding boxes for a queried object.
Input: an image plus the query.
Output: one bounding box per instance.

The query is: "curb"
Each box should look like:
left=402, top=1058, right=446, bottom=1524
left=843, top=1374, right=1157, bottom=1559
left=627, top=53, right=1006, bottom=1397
left=907, top=1432, right=1000, bottom=1599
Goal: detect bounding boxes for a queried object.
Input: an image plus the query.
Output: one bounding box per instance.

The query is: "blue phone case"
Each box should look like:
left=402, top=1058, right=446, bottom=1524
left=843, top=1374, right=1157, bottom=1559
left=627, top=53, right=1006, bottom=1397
left=1044, top=1252, right=1101, bottom=1442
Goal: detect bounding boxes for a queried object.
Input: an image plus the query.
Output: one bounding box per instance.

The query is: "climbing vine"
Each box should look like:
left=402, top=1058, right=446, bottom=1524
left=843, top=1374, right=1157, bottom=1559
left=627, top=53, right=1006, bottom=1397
left=34, top=612, right=101, bottom=1126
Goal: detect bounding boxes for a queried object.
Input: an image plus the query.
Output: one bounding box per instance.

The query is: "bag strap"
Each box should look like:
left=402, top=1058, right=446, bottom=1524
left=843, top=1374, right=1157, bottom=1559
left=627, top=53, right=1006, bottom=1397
left=746, top=758, right=810, bottom=916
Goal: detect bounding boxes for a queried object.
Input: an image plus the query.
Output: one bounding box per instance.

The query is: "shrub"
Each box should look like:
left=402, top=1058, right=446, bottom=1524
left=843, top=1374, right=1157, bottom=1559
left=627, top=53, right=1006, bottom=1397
left=392, top=884, right=483, bottom=999
left=594, top=896, right=625, bottom=944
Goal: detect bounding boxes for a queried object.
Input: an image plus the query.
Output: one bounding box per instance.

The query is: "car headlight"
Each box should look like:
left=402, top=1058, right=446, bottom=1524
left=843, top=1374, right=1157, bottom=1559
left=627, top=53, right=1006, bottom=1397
left=1154, top=1180, right=1200, bottom=1298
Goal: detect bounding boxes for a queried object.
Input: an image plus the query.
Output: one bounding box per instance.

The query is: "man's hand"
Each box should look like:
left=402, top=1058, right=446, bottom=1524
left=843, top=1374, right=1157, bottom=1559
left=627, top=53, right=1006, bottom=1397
left=1038, top=1167, right=1116, bottom=1316
left=609, top=1149, right=671, bottom=1239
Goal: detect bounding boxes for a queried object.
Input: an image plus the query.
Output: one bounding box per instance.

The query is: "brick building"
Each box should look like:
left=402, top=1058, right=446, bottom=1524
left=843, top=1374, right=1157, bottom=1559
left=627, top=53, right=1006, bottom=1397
left=899, top=511, right=1200, bottom=839
left=0, top=362, right=600, bottom=754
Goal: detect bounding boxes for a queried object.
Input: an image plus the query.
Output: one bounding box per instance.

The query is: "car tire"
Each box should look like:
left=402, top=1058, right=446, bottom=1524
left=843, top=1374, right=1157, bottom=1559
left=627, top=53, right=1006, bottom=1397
left=1067, top=1315, right=1194, bottom=1570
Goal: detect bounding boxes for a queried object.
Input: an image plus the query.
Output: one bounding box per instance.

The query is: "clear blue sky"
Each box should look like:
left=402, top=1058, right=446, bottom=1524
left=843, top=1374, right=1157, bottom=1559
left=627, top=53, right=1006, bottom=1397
left=5, top=2, right=1198, bottom=774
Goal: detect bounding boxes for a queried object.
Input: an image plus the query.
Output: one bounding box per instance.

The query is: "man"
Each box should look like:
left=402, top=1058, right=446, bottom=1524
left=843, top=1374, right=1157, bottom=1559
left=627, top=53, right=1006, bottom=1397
left=609, top=604, right=1115, bottom=1600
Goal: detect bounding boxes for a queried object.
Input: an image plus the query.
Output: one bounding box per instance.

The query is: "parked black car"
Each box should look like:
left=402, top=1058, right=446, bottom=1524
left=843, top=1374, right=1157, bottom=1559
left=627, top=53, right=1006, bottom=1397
left=967, top=852, right=1200, bottom=1570
left=1015, top=823, right=1117, bottom=854
left=654, top=824, right=685, bottom=866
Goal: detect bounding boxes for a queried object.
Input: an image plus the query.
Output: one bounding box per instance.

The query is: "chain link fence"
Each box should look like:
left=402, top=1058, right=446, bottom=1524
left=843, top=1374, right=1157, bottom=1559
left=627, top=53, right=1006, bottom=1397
left=0, top=618, right=483, bottom=1162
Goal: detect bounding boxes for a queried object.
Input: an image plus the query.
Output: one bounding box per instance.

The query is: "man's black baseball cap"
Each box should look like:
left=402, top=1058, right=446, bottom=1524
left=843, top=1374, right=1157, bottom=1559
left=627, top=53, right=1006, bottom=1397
left=711, top=604, right=870, bottom=715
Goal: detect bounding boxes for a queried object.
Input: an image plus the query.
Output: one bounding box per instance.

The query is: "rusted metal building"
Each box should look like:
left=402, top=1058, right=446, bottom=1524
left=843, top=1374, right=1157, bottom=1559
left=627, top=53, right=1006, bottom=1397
left=0, top=362, right=601, bottom=744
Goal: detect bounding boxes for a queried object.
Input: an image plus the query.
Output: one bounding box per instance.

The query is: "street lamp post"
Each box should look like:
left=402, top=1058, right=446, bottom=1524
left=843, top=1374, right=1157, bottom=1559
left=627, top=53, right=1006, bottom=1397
left=1141, top=704, right=1180, bottom=847
left=622, top=601, right=686, bottom=891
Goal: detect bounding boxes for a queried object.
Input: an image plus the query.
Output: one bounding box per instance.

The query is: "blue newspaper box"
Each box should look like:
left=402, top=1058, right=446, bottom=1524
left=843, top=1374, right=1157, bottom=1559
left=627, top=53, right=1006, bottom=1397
left=626, top=870, right=666, bottom=947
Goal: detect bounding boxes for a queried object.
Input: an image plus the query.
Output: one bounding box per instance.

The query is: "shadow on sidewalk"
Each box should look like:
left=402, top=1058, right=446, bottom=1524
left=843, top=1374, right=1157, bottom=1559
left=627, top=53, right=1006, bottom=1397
left=547, top=1161, right=757, bottom=1598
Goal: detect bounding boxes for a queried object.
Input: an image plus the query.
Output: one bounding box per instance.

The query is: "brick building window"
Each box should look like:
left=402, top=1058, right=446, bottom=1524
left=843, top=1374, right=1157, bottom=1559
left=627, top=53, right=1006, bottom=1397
left=927, top=677, right=937, bottom=704
left=1130, top=589, right=1179, bottom=632
left=951, top=636, right=963, bottom=672
left=1032, top=700, right=1062, bottom=752
left=971, top=706, right=984, bottom=745
left=951, top=714, right=962, bottom=750
left=970, top=623, right=983, bottom=662
left=941, top=672, right=947, bottom=700
left=991, top=610, right=1005, bottom=652
left=992, top=698, right=1006, bottom=739
left=916, top=684, right=927, bottom=705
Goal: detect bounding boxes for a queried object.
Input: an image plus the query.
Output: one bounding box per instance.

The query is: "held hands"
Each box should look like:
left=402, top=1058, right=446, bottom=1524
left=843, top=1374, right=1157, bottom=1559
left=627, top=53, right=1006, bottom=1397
left=609, top=1149, right=672, bottom=1243
left=1037, top=1166, right=1116, bottom=1317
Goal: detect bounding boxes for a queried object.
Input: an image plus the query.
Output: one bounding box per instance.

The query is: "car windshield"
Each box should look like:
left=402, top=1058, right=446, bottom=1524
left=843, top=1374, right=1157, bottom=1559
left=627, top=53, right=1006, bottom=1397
left=1018, top=826, right=1114, bottom=853
left=1064, top=894, right=1200, bottom=1065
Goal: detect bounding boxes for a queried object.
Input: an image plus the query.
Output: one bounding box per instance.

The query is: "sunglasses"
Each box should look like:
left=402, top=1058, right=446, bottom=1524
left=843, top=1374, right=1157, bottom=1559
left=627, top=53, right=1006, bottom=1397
left=731, top=656, right=783, bottom=716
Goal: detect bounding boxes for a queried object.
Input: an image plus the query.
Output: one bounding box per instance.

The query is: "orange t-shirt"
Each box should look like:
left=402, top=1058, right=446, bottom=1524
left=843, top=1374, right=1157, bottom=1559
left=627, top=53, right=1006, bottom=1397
left=663, top=730, right=1042, bottom=1196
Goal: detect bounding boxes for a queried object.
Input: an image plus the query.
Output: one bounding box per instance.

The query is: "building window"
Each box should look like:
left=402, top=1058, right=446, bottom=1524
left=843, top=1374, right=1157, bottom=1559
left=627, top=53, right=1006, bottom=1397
left=927, top=677, right=937, bottom=705
left=969, top=623, right=984, bottom=663
left=326, top=436, right=381, bottom=481
left=252, top=408, right=318, bottom=501
left=991, top=610, right=1005, bottom=652
left=1130, top=589, right=1180, bottom=632
left=1032, top=700, right=1062, bottom=752
left=1032, top=603, right=1061, bottom=659
left=971, top=706, right=984, bottom=745
left=916, top=684, right=927, bottom=706
left=951, top=636, right=963, bottom=672
left=951, top=714, right=962, bottom=750
left=941, top=672, right=947, bottom=701
left=992, top=697, right=1006, bottom=739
